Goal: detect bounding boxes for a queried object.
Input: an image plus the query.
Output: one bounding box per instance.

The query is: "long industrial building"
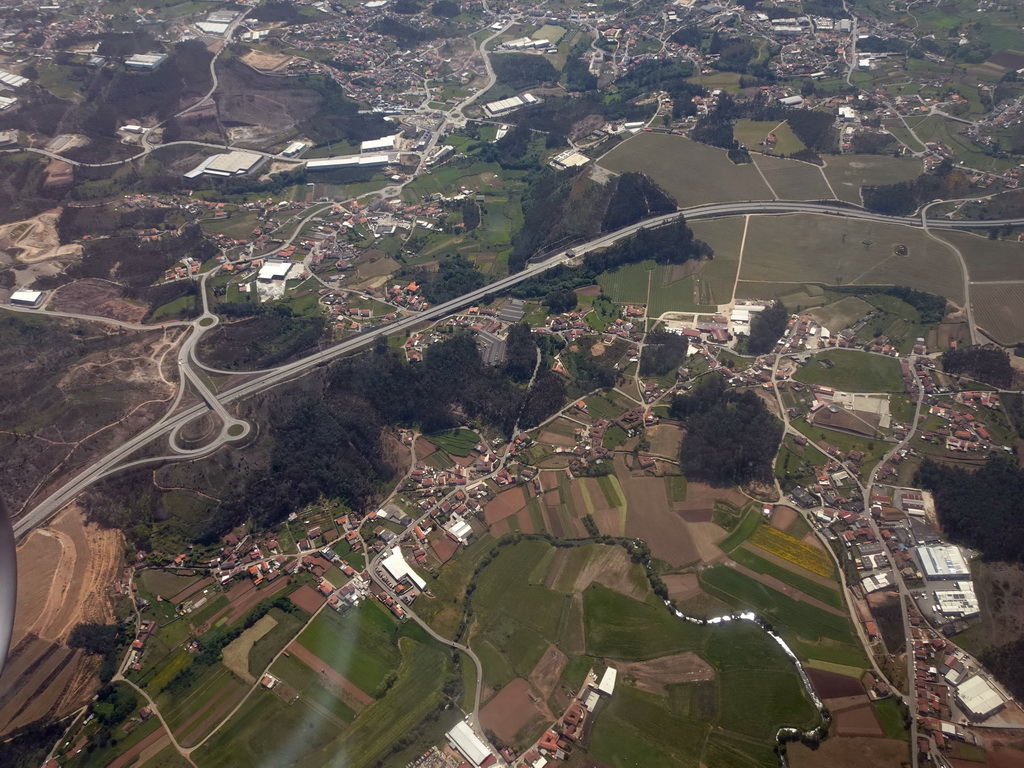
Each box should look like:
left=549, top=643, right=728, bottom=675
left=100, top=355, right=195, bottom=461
left=445, top=721, right=494, bottom=767
left=304, top=152, right=397, bottom=170
left=184, top=151, right=265, bottom=179
left=483, top=93, right=539, bottom=117
left=917, top=545, right=970, bottom=580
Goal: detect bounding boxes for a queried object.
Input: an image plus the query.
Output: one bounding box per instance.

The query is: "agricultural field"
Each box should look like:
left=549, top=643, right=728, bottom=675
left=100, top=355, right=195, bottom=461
left=733, top=120, right=806, bottom=156
left=821, top=155, right=922, bottom=205
left=586, top=617, right=818, bottom=768
left=197, top=635, right=453, bottom=768
left=753, top=154, right=835, bottom=202
left=748, top=525, right=835, bottom=580
left=972, top=282, right=1024, bottom=345
left=598, top=133, right=772, bottom=209
left=728, top=547, right=842, bottom=610
left=792, top=350, right=904, bottom=393
left=426, top=428, right=480, bottom=457
left=699, top=565, right=865, bottom=662
left=296, top=601, right=406, bottom=698
left=806, top=296, right=874, bottom=333
left=735, top=214, right=965, bottom=305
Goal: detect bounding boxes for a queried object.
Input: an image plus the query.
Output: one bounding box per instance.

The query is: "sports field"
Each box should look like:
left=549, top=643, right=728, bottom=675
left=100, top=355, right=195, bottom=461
left=792, top=350, right=904, bottom=393
left=598, top=133, right=772, bottom=208
left=822, top=155, right=922, bottom=205
left=735, top=214, right=965, bottom=304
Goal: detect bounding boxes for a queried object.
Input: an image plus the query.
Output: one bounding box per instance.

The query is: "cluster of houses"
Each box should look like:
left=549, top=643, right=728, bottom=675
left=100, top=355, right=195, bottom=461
left=922, top=393, right=1002, bottom=454
left=514, top=667, right=617, bottom=766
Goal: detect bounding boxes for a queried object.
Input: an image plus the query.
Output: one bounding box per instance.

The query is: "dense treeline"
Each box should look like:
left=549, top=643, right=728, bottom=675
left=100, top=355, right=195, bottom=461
left=915, top=457, right=1024, bottom=562
left=491, top=53, right=559, bottom=90
left=981, top=639, right=1024, bottom=702
left=831, top=285, right=947, bottom=324
left=563, top=39, right=597, bottom=92
left=639, top=332, right=689, bottom=377
left=0, top=719, right=66, bottom=768
left=58, top=204, right=174, bottom=241
left=940, top=346, right=1015, bottom=388
left=504, top=323, right=538, bottom=383
left=64, top=223, right=216, bottom=291
left=585, top=218, right=713, bottom=272
left=671, top=374, right=783, bottom=487
left=508, top=168, right=613, bottom=272
left=602, top=173, right=677, bottom=232
left=68, top=622, right=125, bottom=682
left=0, top=153, right=68, bottom=225
left=478, top=124, right=542, bottom=169
left=410, top=254, right=486, bottom=304
left=250, top=1, right=318, bottom=22
left=162, top=596, right=304, bottom=696
left=863, top=162, right=971, bottom=215
left=746, top=301, right=788, bottom=355
left=199, top=305, right=326, bottom=370
left=507, top=92, right=653, bottom=138
left=226, top=334, right=564, bottom=532
left=292, top=73, right=394, bottom=146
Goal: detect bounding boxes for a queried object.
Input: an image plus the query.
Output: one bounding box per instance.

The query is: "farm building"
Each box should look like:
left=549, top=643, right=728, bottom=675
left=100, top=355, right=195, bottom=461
left=446, top=721, right=495, bottom=767
left=257, top=261, right=293, bottom=282
left=956, top=675, right=1004, bottom=720
left=444, top=516, right=472, bottom=544
left=596, top=666, right=617, bottom=696
left=124, top=53, right=168, bottom=70
left=0, top=70, right=29, bottom=88
left=917, top=545, right=970, bottom=580
left=381, top=547, right=427, bottom=590
left=9, top=289, right=42, bottom=307
left=360, top=134, right=399, bottom=153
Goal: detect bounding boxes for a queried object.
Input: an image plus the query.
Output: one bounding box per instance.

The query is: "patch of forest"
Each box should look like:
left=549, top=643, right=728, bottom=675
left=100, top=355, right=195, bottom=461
left=197, top=304, right=327, bottom=370
left=639, top=331, right=689, bottom=377
left=863, top=162, right=971, bottom=216
left=0, top=153, right=68, bottom=225
left=89, top=332, right=566, bottom=543
left=55, top=223, right=216, bottom=292
left=490, top=53, right=559, bottom=91
left=509, top=169, right=681, bottom=272
left=670, top=373, right=783, bottom=487
left=915, top=457, right=1024, bottom=563
left=940, top=346, right=1015, bottom=389
left=744, top=301, right=788, bottom=355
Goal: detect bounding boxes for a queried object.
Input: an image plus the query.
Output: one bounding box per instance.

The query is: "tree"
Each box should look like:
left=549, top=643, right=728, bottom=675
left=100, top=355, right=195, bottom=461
left=747, top=301, right=788, bottom=355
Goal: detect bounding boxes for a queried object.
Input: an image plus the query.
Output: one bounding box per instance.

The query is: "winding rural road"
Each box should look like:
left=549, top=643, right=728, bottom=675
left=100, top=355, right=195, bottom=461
left=10, top=199, right=1024, bottom=542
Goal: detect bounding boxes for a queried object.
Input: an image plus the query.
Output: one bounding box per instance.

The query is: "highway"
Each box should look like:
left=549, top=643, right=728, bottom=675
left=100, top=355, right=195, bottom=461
left=12, top=199, right=1024, bottom=541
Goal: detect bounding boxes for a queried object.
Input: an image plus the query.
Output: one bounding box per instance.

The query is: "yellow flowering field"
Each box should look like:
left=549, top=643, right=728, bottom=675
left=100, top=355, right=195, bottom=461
left=749, top=525, right=834, bottom=579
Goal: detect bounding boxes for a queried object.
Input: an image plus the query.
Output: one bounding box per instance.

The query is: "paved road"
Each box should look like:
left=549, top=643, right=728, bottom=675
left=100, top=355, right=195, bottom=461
left=12, top=199, right=1024, bottom=541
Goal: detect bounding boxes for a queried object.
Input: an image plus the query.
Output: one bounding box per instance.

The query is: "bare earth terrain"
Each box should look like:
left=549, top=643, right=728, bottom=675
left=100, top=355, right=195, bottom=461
left=0, top=506, right=122, bottom=735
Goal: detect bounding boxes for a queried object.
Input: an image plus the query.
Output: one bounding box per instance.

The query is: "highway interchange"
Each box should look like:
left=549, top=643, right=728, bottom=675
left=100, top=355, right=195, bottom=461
left=11, top=198, right=1024, bottom=541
